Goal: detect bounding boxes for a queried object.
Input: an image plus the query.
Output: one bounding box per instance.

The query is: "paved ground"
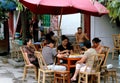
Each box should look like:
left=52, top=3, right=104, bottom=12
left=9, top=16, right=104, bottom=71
left=0, top=53, right=119, bottom=83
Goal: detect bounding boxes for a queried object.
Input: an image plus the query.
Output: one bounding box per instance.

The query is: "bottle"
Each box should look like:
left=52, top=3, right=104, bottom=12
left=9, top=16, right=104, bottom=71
left=119, top=54, right=120, bottom=66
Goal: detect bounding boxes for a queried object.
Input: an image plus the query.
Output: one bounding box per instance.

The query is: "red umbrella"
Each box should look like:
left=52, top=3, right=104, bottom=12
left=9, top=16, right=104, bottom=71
left=19, top=0, right=109, bottom=16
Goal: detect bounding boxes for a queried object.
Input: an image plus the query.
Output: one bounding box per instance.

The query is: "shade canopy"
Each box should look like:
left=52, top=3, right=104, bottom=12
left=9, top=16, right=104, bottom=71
left=19, top=0, right=109, bottom=16
left=0, top=0, right=17, bottom=11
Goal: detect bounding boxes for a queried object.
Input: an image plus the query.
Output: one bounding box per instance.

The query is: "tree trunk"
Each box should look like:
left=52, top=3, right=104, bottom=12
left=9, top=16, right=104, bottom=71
left=21, top=10, right=27, bottom=44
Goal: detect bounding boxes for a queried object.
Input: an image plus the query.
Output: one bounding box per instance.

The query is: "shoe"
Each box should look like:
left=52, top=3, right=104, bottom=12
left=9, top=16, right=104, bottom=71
left=71, top=78, right=76, bottom=82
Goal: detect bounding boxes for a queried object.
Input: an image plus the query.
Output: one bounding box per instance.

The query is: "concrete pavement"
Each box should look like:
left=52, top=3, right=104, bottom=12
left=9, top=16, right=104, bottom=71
left=0, top=53, right=119, bottom=83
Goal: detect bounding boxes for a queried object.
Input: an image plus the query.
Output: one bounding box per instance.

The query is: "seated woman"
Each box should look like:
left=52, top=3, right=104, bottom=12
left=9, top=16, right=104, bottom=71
left=57, top=35, right=73, bottom=63
left=71, top=40, right=97, bottom=81
left=23, top=38, right=39, bottom=68
left=92, top=37, right=103, bottom=54
left=57, top=35, right=73, bottom=56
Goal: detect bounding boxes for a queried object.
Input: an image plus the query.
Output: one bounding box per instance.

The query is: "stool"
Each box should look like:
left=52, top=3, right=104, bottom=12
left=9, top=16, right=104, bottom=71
left=104, top=69, right=118, bottom=83
left=54, top=71, right=70, bottom=83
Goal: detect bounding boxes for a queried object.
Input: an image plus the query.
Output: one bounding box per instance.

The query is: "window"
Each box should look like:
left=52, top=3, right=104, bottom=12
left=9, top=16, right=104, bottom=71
left=43, top=15, right=50, bottom=27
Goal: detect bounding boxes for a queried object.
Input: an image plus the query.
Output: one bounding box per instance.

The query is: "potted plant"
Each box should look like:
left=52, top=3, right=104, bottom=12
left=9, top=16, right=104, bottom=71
left=106, top=0, right=120, bottom=26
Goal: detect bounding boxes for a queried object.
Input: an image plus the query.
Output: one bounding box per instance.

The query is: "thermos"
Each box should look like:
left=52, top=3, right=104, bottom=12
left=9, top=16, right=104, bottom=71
left=118, top=54, right=120, bottom=66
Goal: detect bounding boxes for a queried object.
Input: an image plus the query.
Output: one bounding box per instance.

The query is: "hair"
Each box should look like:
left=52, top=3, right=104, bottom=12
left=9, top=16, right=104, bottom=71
left=83, top=40, right=91, bottom=48
left=23, top=38, right=32, bottom=45
left=45, top=31, right=54, bottom=40
left=81, top=47, right=85, bottom=51
left=92, top=37, right=101, bottom=43
left=49, top=31, right=54, bottom=36
left=77, top=27, right=82, bottom=30
left=61, top=35, right=69, bottom=41
left=46, top=39, right=55, bottom=44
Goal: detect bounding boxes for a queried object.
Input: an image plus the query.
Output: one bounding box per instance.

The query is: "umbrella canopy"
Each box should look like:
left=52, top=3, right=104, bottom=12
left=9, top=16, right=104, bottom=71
left=19, top=0, right=109, bottom=16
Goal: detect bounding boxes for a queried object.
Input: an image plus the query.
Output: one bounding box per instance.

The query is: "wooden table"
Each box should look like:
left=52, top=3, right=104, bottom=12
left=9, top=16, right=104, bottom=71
left=57, top=56, right=82, bottom=71
left=57, top=55, right=83, bottom=83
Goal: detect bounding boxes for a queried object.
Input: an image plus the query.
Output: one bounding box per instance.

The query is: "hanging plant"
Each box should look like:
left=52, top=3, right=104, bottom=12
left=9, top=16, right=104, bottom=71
left=107, top=0, right=120, bottom=24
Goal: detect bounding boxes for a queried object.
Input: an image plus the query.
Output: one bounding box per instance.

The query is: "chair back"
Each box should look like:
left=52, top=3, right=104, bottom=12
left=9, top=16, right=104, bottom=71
left=85, top=54, right=105, bottom=72
left=72, top=42, right=80, bottom=54
left=95, top=54, right=105, bottom=72
left=34, top=51, right=48, bottom=70
left=112, top=34, right=120, bottom=48
left=85, top=54, right=97, bottom=72
left=31, top=44, right=37, bottom=51
left=102, top=46, right=110, bottom=65
left=20, top=46, right=30, bottom=65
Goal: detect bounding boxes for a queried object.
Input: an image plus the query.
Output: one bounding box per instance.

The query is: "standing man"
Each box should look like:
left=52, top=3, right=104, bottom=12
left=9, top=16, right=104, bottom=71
left=75, top=27, right=89, bottom=47
left=31, top=14, right=39, bottom=42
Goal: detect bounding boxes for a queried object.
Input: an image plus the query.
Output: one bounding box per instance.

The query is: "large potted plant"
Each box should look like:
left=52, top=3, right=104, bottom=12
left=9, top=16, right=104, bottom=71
left=106, top=0, right=120, bottom=26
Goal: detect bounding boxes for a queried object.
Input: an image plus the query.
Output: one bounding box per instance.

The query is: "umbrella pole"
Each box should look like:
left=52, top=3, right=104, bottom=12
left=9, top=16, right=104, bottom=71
left=57, top=8, right=63, bottom=45
left=57, top=8, right=63, bottom=37
left=58, top=14, right=62, bottom=37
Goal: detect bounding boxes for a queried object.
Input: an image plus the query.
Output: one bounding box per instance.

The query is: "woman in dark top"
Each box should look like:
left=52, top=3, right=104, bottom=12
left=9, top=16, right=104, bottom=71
left=23, top=38, right=39, bottom=67
left=57, top=35, right=73, bottom=56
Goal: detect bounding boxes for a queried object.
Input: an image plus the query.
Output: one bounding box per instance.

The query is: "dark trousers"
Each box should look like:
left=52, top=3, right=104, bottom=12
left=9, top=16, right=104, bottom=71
left=31, top=58, right=39, bottom=68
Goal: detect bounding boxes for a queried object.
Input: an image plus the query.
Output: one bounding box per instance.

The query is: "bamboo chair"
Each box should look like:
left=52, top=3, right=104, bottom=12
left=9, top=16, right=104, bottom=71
left=78, top=54, right=105, bottom=83
left=20, top=46, right=38, bottom=80
left=72, top=42, right=80, bottom=54
left=34, top=51, right=54, bottom=83
left=102, top=46, right=110, bottom=66
left=102, top=65, right=118, bottom=83
left=100, top=46, right=118, bottom=83
left=54, top=71, right=70, bottom=83
left=10, top=39, right=22, bottom=59
left=112, top=34, right=120, bottom=59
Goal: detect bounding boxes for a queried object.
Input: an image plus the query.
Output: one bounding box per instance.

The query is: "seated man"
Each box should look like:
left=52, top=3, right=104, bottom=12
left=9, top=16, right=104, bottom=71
left=71, top=40, right=97, bottom=81
left=42, top=39, right=67, bottom=71
left=75, top=27, right=89, bottom=47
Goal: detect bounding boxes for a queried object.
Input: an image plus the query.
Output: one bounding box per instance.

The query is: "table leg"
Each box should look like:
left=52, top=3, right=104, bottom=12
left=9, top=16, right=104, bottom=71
left=67, top=60, right=70, bottom=83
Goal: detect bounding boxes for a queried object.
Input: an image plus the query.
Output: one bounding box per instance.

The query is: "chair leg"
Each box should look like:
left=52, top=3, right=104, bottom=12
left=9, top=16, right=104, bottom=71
left=54, top=74, right=56, bottom=83
left=112, top=71, right=118, bottom=83
left=42, top=72, right=45, bottom=83
left=114, top=72, right=118, bottom=83
left=98, top=73, right=100, bottom=83
left=68, top=73, right=70, bottom=83
left=86, top=74, right=88, bottom=83
left=23, top=66, right=27, bottom=80
left=34, top=67, right=38, bottom=80
left=78, top=73, right=80, bottom=83
left=104, top=74, right=107, bottom=83
left=63, top=76, right=65, bottom=83
left=38, top=70, right=40, bottom=83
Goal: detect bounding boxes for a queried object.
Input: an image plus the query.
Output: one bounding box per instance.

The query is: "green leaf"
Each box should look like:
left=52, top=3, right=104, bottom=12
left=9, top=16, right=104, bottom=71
left=107, top=0, right=120, bottom=22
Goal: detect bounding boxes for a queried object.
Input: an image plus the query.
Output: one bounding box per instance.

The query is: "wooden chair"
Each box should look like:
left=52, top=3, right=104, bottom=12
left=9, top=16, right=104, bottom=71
left=100, top=46, right=118, bottom=83
left=20, top=46, right=38, bottom=80
left=54, top=71, right=70, bottom=83
left=31, top=44, right=37, bottom=51
left=34, top=51, right=54, bottom=83
left=10, top=39, right=22, bottom=59
left=72, top=42, right=80, bottom=54
left=112, top=34, right=120, bottom=59
left=78, top=54, right=105, bottom=83
left=102, top=65, right=118, bottom=83
left=102, top=46, right=110, bottom=66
